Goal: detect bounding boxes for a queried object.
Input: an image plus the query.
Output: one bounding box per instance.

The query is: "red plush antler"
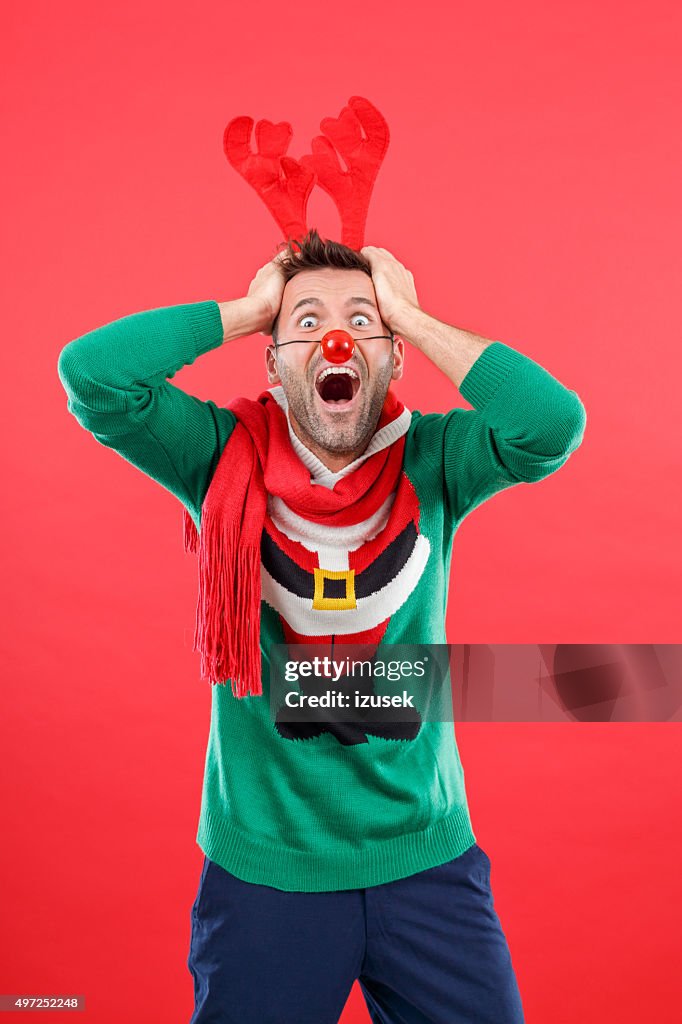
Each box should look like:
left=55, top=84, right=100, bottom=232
left=299, top=97, right=390, bottom=250
left=224, top=116, right=316, bottom=241
left=223, top=97, right=389, bottom=249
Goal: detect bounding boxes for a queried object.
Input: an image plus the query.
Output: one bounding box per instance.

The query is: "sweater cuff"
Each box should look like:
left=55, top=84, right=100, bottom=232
left=459, top=341, right=528, bottom=410
left=186, top=300, right=226, bottom=357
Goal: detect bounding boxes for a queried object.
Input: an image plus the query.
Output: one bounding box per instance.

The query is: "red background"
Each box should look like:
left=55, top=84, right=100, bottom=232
left=2, top=0, right=681, bottom=1020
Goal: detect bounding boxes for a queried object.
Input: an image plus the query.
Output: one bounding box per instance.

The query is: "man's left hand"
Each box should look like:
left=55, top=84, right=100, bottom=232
left=360, top=246, right=420, bottom=333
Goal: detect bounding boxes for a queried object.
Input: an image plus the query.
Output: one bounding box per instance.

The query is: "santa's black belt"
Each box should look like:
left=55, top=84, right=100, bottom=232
left=261, top=521, right=418, bottom=611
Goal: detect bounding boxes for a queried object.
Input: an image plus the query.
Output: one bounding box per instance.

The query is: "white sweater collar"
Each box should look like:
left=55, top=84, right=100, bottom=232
left=269, top=385, right=411, bottom=491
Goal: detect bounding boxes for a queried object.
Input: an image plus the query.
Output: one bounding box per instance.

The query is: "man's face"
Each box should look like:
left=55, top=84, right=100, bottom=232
left=265, top=268, right=404, bottom=459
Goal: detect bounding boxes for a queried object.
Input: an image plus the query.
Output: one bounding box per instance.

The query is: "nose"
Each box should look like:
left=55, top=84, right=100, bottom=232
left=320, top=329, right=354, bottom=364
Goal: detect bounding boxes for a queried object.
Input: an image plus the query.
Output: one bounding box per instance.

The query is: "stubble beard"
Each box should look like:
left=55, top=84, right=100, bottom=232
left=278, top=359, right=394, bottom=457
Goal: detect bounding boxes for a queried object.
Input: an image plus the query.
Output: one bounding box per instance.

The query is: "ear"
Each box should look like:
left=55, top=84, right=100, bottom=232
left=265, top=343, right=281, bottom=385
left=391, top=336, right=405, bottom=381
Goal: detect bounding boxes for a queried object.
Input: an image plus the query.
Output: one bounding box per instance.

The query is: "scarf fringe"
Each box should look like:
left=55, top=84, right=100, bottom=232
left=182, top=391, right=407, bottom=699
left=188, top=506, right=263, bottom=697
left=183, top=508, right=199, bottom=554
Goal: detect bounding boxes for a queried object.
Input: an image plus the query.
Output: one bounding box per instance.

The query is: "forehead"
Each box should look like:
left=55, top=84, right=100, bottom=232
left=282, top=268, right=376, bottom=313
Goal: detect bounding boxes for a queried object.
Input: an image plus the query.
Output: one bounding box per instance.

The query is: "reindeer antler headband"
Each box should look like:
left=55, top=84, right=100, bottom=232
left=223, top=96, right=394, bottom=364
left=223, top=95, right=390, bottom=249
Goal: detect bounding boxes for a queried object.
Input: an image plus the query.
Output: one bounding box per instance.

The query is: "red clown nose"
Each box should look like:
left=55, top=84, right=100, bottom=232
left=320, top=329, right=355, bottom=364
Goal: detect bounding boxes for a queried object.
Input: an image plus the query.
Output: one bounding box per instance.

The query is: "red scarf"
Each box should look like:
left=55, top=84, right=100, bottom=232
left=183, top=388, right=407, bottom=696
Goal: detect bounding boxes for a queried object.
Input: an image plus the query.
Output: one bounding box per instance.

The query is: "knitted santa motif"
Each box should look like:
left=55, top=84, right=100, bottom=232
left=183, top=97, right=429, bottom=706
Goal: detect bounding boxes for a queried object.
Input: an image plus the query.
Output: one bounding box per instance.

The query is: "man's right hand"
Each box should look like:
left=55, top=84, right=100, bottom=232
left=246, top=253, right=287, bottom=336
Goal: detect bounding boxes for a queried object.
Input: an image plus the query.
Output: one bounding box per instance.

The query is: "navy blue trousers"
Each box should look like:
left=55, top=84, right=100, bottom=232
left=187, top=842, right=526, bottom=1024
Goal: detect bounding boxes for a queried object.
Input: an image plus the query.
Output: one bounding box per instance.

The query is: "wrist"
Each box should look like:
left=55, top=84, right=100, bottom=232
left=218, top=296, right=270, bottom=342
left=390, top=303, right=428, bottom=343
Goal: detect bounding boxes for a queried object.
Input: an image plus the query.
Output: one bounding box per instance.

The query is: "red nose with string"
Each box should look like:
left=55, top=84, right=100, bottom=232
left=320, top=329, right=355, bottom=364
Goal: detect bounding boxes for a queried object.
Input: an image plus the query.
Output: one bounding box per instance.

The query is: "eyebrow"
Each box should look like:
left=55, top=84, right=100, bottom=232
left=290, top=296, right=377, bottom=314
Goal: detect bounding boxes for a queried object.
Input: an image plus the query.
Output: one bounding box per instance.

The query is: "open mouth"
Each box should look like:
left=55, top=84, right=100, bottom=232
left=315, top=366, right=361, bottom=406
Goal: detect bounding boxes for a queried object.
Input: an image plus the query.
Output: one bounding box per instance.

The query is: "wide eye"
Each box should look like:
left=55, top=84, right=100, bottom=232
left=351, top=314, right=371, bottom=327
left=299, top=314, right=318, bottom=328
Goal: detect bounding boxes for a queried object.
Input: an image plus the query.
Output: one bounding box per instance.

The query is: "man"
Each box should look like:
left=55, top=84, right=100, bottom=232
left=58, top=228, right=586, bottom=1023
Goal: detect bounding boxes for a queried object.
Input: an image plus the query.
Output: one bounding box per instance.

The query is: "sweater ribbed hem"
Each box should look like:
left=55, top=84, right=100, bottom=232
left=459, top=340, right=529, bottom=410
left=196, top=804, right=477, bottom=892
left=186, top=300, right=226, bottom=357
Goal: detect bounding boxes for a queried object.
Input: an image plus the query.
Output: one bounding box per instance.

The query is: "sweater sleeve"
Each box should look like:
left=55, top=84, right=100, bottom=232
left=57, top=300, right=237, bottom=520
left=409, top=340, right=587, bottom=523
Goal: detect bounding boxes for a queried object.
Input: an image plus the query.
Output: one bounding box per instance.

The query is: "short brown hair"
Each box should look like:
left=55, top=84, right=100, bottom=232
left=271, top=228, right=371, bottom=341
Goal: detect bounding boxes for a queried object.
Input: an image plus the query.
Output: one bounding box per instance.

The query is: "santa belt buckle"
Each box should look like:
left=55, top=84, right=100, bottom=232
left=312, top=567, right=357, bottom=610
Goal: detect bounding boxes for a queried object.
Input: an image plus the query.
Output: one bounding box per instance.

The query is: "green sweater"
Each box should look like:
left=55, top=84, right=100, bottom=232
left=57, top=301, right=586, bottom=891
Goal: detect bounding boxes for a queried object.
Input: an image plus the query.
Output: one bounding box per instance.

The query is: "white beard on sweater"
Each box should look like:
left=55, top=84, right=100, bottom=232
left=260, top=388, right=430, bottom=636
